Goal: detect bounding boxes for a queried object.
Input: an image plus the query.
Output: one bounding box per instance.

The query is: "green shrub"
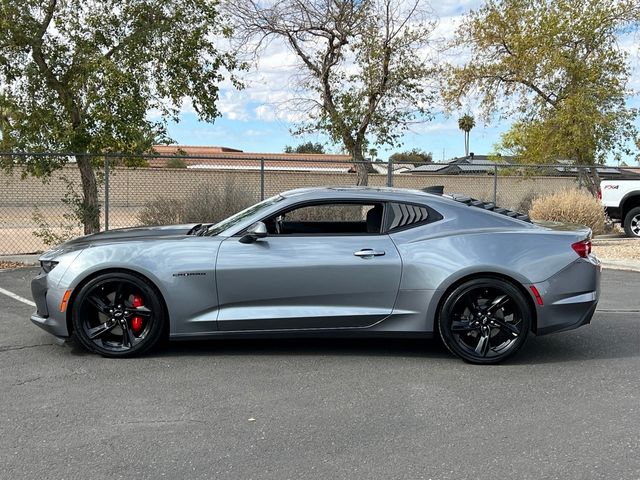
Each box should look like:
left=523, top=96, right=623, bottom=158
left=165, top=158, right=187, bottom=168
left=529, top=189, right=605, bottom=235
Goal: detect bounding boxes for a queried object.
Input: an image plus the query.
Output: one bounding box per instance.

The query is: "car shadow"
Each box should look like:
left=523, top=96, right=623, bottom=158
left=65, top=313, right=639, bottom=364
left=155, top=337, right=453, bottom=360
left=149, top=322, right=639, bottom=365
left=511, top=326, right=640, bottom=365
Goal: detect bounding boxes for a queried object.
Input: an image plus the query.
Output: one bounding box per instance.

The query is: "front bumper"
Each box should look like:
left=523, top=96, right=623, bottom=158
left=30, top=271, right=71, bottom=338
left=534, top=255, right=601, bottom=336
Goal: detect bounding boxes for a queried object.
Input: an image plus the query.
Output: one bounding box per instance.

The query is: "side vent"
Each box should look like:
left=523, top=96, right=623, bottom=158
left=388, top=203, right=429, bottom=230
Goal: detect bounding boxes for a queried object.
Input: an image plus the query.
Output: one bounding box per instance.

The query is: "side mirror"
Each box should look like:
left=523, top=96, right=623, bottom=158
left=239, top=221, right=268, bottom=244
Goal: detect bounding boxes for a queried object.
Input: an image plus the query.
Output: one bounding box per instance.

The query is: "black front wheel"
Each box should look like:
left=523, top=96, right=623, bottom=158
left=72, top=272, right=166, bottom=357
left=438, top=278, right=531, bottom=364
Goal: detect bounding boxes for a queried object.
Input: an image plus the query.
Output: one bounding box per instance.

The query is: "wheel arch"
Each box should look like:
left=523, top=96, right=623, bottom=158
left=432, top=271, right=538, bottom=334
left=65, top=267, right=170, bottom=338
left=620, top=192, right=640, bottom=220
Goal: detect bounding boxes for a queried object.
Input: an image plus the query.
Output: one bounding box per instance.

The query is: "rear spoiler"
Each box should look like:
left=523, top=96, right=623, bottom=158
left=421, top=186, right=531, bottom=223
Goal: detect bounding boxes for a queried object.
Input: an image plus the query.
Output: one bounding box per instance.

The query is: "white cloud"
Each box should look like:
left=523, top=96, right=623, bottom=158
left=217, top=90, right=250, bottom=121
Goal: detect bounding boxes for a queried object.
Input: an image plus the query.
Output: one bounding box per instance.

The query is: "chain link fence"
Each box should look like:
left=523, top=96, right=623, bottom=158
left=0, top=152, right=611, bottom=255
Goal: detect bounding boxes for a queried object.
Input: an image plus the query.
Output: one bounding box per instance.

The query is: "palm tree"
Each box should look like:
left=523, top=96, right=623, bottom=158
left=458, top=114, right=475, bottom=157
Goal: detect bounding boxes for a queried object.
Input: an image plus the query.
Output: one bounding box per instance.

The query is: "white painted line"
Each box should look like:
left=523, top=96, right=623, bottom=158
left=0, top=286, right=36, bottom=307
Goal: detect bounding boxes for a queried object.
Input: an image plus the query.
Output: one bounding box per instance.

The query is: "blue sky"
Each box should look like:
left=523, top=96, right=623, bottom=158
left=166, top=1, right=639, bottom=165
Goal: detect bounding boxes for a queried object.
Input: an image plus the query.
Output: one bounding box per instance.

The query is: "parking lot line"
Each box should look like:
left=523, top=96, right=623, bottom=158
left=0, top=286, right=36, bottom=307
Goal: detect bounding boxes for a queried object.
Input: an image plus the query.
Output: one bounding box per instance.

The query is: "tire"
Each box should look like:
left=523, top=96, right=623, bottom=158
left=438, top=277, right=531, bottom=364
left=623, top=207, right=640, bottom=238
left=71, top=271, right=166, bottom=358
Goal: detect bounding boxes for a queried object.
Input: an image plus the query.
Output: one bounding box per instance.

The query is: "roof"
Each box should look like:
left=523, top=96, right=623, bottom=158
left=410, top=154, right=632, bottom=176
left=410, top=154, right=510, bottom=175
left=153, top=145, right=244, bottom=154
left=148, top=145, right=354, bottom=172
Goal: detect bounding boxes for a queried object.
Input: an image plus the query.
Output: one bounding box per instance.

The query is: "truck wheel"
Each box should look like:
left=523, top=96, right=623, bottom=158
left=623, top=207, right=640, bottom=238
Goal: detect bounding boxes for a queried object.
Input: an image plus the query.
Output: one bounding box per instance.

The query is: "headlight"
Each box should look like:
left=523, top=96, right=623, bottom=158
left=41, top=260, right=59, bottom=273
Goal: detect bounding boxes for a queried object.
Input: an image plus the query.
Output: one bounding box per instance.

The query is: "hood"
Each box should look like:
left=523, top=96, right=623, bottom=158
left=39, top=224, right=210, bottom=262
left=63, top=223, right=201, bottom=248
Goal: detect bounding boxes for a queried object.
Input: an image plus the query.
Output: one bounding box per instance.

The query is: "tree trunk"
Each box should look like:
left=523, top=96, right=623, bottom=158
left=464, top=132, right=469, bottom=157
left=76, top=154, right=101, bottom=234
left=353, top=148, right=371, bottom=186
left=577, top=166, right=600, bottom=196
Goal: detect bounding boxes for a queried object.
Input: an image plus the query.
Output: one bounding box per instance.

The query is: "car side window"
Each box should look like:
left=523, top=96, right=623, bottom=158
left=264, top=202, right=384, bottom=235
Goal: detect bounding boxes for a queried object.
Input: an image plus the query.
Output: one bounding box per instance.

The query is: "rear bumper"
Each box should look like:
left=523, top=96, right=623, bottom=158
left=533, top=255, right=601, bottom=336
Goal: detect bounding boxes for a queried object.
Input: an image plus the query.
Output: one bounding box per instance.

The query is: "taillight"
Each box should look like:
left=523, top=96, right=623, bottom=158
left=572, top=239, right=592, bottom=258
left=597, top=188, right=602, bottom=200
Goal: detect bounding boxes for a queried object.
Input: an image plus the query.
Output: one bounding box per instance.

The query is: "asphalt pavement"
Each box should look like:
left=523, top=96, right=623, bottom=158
left=0, top=267, right=639, bottom=480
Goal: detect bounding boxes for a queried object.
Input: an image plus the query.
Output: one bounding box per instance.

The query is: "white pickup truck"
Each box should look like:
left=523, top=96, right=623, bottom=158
left=600, top=179, right=640, bottom=237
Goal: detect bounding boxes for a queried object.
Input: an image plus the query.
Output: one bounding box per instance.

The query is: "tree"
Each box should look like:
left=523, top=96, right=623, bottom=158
left=0, top=0, right=240, bottom=233
left=284, top=141, right=326, bottom=154
left=443, top=0, right=640, bottom=194
left=457, top=114, right=475, bottom=157
left=165, top=158, right=187, bottom=169
left=228, top=0, right=437, bottom=185
left=389, top=148, right=432, bottom=164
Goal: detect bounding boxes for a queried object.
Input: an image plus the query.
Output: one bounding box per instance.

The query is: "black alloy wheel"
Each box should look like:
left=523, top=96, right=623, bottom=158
left=438, top=278, right=531, bottom=364
left=72, top=272, right=166, bottom=357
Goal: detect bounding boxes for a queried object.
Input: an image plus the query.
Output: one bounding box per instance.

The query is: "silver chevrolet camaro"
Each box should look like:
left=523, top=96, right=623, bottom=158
left=31, top=187, right=601, bottom=364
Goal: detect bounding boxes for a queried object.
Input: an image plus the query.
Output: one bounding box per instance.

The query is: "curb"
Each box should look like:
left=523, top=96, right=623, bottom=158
left=601, top=260, right=640, bottom=273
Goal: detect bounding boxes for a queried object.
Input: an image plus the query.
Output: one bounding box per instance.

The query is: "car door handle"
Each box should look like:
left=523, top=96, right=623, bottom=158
left=354, top=249, right=386, bottom=258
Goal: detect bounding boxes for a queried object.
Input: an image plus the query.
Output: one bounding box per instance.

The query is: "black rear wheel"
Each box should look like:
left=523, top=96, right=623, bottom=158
left=623, top=207, right=640, bottom=238
left=438, top=278, right=531, bottom=364
left=72, top=272, right=166, bottom=357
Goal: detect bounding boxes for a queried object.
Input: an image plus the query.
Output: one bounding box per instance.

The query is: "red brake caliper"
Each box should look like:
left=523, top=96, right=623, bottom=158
left=131, top=294, right=144, bottom=335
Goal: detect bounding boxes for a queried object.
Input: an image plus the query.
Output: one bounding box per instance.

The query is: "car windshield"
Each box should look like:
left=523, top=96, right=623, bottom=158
left=202, top=195, right=284, bottom=236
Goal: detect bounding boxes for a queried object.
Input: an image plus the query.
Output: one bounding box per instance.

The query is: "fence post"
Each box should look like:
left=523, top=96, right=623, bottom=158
left=387, top=157, right=393, bottom=187
left=260, top=158, right=265, bottom=201
left=493, top=164, right=498, bottom=205
left=104, top=156, right=110, bottom=231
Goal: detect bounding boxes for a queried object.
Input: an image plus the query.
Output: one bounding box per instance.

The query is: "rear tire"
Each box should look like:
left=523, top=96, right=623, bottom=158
left=623, top=207, right=640, bottom=238
left=438, top=278, right=531, bottom=364
left=72, top=272, right=166, bottom=358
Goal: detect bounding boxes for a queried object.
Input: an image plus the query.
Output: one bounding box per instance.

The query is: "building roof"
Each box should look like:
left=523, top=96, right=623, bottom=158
left=409, top=153, right=631, bottom=176
left=148, top=145, right=354, bottom=172
left=153, top=145, right=244, bottom=155
left=410, top=154, right=511, bottom=175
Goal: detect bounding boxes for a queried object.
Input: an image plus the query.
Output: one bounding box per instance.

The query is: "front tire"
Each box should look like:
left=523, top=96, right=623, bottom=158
left=623, top=207, right=640, bottom=238
left=71, top=272, right=166, bottom=357
left=438, top=278, right=531, bottom=364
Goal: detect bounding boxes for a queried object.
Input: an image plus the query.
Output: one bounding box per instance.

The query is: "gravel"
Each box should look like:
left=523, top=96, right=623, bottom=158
left=592, top=238, right=640, bottom=260
left=0, top=261, right=26, bottom=270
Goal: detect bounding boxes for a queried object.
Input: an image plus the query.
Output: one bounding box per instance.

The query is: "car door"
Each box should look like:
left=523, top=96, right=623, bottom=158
left=215, top=202, right=402, bottom=331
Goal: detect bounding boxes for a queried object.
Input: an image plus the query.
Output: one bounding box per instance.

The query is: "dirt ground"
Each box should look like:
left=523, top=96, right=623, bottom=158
left=0, top=261, right=25, bottom=269
left=592, top=238, right=640, bottom=260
